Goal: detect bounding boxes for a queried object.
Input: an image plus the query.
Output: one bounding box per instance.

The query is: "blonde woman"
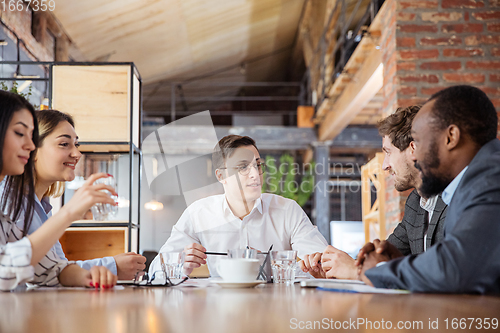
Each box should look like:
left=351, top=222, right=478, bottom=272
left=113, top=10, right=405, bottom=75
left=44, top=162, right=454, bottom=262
left=25, top=109, right=146, bottom=280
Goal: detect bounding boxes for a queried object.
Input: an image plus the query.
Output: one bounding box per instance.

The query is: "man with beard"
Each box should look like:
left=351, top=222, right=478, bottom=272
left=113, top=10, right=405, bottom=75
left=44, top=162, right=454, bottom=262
left=358, top=85, right=500, bottom=294
left=300, top=106, right=447, bottom=279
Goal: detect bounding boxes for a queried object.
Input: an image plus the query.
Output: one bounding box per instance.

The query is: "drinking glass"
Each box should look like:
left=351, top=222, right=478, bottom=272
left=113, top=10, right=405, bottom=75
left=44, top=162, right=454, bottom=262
left=270, top=250, right=297, bottom=285
left=91, top=176, right=118, bottom=221
left=160, top=252, right=185, bottom=279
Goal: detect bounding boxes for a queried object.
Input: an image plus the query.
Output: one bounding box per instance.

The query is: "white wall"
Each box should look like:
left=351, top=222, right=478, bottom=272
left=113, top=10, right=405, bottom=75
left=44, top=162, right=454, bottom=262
left=139, top=154, right=224, bottom=252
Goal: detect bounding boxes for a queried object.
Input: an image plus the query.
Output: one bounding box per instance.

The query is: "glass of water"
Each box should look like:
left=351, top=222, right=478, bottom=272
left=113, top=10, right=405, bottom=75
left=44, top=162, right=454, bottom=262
left=91, top=176, right=118, bottom=221
left=160, top=252, right=185, bottom=279
left=270, top=250, right=297, bottom=285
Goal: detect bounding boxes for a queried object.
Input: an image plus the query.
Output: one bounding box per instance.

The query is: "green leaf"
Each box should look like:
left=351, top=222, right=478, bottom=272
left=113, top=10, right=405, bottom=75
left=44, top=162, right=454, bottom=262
left=0, top=81, right=38, bottom=108
left=262, top=154, right=315, bottom=207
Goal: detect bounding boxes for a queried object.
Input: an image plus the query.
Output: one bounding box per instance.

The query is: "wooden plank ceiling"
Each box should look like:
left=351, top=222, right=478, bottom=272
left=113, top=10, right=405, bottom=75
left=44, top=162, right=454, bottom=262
left=53, top=0, right=305, bottom=114
left=53, top=0, right=383, bottom=127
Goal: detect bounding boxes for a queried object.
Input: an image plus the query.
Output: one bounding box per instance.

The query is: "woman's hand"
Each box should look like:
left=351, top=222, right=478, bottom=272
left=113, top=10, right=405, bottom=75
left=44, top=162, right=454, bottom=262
left=28, top=173, right=118, bottom=266
left=85, top=266, right=118, bottom=290
left=59, top=264, right=117, bottom=290
left=60, top=173, right=118, bottom=221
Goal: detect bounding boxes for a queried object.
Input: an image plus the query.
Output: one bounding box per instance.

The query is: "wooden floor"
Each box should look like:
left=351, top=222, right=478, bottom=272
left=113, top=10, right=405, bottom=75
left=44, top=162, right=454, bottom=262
left=1, top=283, right=499, bottom=332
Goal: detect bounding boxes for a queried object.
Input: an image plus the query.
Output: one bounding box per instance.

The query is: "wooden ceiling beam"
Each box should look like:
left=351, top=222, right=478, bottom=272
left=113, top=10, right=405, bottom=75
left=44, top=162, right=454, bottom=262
left=318, top=46, right=382, bottom=141
left=290, top=0, right=334, bottom=78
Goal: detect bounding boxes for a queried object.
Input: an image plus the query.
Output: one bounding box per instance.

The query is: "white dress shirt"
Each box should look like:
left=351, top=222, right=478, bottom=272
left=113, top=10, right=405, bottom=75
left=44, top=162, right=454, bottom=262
left=419, top=194, right=439, bottom=251
left=149, top=193, right=328, bottom=275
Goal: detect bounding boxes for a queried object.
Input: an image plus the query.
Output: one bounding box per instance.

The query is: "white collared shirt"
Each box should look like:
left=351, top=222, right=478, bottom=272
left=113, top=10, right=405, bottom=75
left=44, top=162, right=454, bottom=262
left=149, top=193, right=328, bottom=275
left=419, top=194, right=439, bottom=251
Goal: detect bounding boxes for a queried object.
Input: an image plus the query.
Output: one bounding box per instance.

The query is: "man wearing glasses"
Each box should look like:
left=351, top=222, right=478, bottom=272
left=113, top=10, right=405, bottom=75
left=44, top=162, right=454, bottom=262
left=149, top=135, right=328, bottom=276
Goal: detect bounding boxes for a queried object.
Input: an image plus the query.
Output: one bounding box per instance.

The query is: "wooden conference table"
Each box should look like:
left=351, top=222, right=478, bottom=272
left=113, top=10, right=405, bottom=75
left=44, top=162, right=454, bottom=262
left=1, top=282, right=499, bottom=333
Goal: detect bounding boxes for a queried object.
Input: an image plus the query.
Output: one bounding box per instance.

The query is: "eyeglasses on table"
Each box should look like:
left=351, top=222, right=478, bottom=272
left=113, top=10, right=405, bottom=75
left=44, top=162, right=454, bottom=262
left=133, top=271, right=188, bottom=287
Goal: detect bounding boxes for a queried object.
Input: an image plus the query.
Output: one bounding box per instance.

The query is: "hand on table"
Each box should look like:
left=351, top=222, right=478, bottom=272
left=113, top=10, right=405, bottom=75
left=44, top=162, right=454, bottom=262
left=59, top=264, right=117, bottom=290
left=355, top=239, right=400, bottom=286
left=86, top=266, right=117, bottom=290
left=355, top=239, right=403, bottom=267
left=183, top=243, right=207, bottom=275
left=358, top=250, right=392, bottom=287
left=299, top=252, right=325, bottom=278
left=114, top=252, right=147, bottom=280
left=320, top=245, right=358, bottom=280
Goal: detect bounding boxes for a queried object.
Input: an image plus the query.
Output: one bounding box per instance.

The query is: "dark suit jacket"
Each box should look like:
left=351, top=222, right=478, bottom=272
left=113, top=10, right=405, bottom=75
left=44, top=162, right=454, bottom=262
left=387, top=189, right=447, bottom=255
left=366, top=139, right=500, bottom=294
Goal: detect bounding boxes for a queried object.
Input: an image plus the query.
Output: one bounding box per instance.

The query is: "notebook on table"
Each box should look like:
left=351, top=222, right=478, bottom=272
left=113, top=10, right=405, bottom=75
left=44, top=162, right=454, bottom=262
left=300, top=278, right=365, bottom=288
left=300, top=278, right=409, bottom=294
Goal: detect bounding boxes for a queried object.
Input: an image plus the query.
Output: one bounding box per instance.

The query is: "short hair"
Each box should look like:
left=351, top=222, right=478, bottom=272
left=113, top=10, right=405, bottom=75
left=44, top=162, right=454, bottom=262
left=212, top=135, right=259, bottom=170
left=35, top=110, right=76, bottom=198
left=377, top=105, right=421, bottom=151
left=428, top=85, right=498, bottom=147
left=0, top=90, right=38, bottom=236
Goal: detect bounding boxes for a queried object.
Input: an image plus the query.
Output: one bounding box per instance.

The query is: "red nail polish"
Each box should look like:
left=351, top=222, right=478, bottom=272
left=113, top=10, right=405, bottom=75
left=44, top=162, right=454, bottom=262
left=96, top=282, right=100, bottom=289
left=89, top=282, right=94, bottom=287
left=107, top=174, right=113, bottom=177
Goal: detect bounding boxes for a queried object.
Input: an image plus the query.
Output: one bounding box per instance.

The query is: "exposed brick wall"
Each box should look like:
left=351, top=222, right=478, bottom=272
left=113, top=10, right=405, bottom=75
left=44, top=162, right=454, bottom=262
left=379, top=0, right=500, bottom=236
left=0, top=4, right=75, bottom=61
left=393, top=0, right=500, bottom=111
left=1, top=4, right=51, bottom=61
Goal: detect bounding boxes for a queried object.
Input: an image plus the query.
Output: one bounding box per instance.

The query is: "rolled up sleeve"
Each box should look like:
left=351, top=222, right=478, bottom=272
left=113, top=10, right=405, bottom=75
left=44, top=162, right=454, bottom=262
left=0, top=237, right=34, bottom=291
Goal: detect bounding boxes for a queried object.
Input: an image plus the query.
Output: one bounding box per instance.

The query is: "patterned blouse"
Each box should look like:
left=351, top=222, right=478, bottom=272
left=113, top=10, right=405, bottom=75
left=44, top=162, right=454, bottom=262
left=0, top=213, right=68, bottom=291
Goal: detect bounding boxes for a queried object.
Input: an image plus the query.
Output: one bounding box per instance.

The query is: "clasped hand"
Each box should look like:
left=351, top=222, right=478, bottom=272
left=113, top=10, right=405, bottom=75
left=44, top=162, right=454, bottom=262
left=354, top=239, right=404, bottom=286
left=299, top=246, right=358, bottom=280
left=299, top=239, right=404, bottom=284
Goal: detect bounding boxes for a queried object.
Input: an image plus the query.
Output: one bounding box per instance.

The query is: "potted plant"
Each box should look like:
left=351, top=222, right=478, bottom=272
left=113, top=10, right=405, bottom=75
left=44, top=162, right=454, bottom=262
left=261, top=153, right=315, bottom=207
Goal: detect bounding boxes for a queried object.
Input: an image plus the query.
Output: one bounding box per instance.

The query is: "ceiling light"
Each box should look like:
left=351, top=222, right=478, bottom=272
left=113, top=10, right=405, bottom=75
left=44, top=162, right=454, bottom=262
left=145, top=200, right=164, bottom=211
left=13, top=74, right=40, bottom=79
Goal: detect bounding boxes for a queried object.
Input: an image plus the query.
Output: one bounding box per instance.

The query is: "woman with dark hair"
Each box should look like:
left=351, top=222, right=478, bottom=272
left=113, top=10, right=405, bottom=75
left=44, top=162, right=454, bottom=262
left=0, top=90, right=118, bottom=291
left=6, top=109, right=145, bottom=280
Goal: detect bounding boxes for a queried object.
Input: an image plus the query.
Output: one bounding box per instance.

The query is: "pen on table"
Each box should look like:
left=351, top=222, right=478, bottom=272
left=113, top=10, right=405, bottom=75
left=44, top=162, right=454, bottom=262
left=204, top=252, right=227, bottom=255
left=204, top=251, right=271, bottom=255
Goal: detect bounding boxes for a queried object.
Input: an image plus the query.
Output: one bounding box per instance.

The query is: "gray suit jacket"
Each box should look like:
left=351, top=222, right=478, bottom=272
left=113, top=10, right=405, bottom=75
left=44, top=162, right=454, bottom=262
left=366, top=139, right=500, bottom=294
left=387, top=189, right=447, bottom=255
